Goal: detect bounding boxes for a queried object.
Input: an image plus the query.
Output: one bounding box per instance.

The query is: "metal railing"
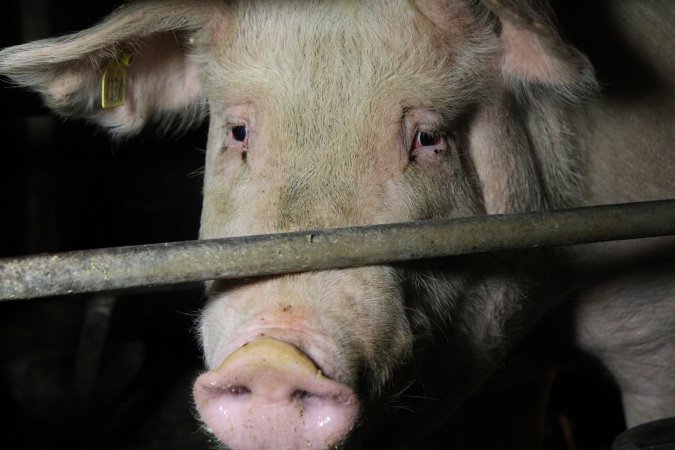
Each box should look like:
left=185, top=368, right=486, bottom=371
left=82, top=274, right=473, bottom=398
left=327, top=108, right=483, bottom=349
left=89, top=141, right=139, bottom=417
left=2, top=199, right=675, bottom=300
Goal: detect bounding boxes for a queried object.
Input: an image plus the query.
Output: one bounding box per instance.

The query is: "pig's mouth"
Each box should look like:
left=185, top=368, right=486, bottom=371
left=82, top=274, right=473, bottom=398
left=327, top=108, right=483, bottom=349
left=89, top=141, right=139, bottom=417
left=193, top=338, right=361, bottom=450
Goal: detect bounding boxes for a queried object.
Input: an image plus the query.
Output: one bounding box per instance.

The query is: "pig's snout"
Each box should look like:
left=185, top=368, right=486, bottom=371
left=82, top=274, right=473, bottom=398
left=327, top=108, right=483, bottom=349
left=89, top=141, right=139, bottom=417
left=194, top=338, right=359, bottom=450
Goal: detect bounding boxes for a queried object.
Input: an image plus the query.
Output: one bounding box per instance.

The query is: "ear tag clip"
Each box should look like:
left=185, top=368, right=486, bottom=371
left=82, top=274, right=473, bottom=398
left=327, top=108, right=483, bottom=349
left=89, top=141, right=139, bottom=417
left=101, top=52, right=134, bottom=109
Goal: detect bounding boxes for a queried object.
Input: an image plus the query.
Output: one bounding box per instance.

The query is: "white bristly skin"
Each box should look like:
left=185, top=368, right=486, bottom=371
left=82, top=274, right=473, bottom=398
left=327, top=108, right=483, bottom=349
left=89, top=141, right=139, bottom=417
left=0, top=0, right=673, bottom=447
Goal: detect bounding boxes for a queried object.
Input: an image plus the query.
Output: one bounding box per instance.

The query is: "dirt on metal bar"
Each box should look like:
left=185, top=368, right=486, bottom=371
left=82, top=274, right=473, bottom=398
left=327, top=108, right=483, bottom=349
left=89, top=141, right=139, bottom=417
left=2, top=200, right=675, bottom=300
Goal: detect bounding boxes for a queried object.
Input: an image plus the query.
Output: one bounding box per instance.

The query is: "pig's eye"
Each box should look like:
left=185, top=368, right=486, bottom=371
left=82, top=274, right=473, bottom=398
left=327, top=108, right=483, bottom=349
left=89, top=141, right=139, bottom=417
left=231, top=125, right=248, bottom=142
left=415, top=131, right=442, bottom=148
left=409, top=130, right=448, bottom=162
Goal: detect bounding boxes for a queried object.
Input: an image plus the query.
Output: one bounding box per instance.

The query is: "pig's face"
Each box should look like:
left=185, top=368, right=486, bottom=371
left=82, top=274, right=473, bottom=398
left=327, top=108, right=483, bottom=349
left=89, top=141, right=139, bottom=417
left=193, top=1, right=507, bottom=448
left=0, top=0, right=595, bottom=447
left=198, top=1, right=488, bottom=238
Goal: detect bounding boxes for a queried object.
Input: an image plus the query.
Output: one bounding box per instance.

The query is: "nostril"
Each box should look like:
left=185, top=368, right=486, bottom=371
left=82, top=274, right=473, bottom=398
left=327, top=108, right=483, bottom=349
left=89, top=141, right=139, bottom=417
left=291, top=389, right=312, bottom=401
left=226, top=384, right=251, bottom=396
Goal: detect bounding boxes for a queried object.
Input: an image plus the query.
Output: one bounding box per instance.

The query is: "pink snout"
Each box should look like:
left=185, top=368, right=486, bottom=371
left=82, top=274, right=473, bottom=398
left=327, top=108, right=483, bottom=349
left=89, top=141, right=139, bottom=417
left=193, top=338, right=359, bottom=450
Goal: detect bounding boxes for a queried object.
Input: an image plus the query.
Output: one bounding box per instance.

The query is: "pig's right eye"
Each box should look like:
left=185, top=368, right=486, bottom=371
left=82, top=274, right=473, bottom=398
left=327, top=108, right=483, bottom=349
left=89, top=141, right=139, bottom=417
left=231, top=125, right=248, bottom=143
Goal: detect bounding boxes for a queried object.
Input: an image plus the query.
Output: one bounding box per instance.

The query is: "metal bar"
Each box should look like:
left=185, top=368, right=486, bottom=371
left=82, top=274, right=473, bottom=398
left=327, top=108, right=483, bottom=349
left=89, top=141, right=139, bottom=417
left=2, top=199, right=675, bottom=301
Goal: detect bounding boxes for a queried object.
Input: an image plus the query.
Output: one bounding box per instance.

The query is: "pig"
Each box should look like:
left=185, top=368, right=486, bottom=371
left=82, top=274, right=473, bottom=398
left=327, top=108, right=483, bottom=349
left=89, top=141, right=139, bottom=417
left=0, top=0, right=673, bottom=448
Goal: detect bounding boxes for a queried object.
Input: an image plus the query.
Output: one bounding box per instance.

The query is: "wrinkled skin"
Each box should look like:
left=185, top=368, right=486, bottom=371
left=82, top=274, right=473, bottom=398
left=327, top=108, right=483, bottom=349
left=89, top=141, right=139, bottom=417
left=0, top=0, right=673, bottom=448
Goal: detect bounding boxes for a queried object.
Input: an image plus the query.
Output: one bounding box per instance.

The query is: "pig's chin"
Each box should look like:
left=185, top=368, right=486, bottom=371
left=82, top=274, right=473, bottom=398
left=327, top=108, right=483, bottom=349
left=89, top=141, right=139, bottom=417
left=193, top=338, right=360, bottom=450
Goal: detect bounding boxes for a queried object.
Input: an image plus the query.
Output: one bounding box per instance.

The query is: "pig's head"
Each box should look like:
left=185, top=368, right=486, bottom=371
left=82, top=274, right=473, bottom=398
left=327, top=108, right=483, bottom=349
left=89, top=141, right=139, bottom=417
left=0, top=0, right=595, bottom=448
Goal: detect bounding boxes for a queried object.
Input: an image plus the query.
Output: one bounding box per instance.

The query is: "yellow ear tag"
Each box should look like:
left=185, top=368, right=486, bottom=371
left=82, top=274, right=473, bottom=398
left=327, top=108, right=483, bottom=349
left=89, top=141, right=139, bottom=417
left=101, top=52, right=134, bottom=109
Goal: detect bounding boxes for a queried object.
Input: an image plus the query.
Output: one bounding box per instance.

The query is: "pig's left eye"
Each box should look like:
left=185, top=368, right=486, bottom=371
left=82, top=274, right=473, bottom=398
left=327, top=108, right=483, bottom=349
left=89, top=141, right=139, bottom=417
left=409, top=130, right=449, bottom=162
left=411, top=130, right=446, bottom=155
left=415, top=131, right=442, bottom=148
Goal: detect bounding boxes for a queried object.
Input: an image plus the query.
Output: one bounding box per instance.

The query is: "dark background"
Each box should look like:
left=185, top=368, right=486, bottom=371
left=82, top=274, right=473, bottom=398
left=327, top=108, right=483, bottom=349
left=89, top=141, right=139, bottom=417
left=0, top=1, right=211, bottom=448
left=0, top=1, right=638, bottom=449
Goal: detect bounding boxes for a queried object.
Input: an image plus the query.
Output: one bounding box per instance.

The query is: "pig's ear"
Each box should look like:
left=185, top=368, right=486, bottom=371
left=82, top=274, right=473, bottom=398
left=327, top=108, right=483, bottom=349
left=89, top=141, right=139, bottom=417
left=0, top=1, right=222, bottom=136
left=479, top=0, right=596, bottom=100
left=414, top=0, right=596, bottom=101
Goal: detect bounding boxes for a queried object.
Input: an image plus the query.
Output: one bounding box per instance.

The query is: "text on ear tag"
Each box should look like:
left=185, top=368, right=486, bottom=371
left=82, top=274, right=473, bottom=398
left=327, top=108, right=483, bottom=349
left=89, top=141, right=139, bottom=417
left=101, top=52, right=134, bottom=109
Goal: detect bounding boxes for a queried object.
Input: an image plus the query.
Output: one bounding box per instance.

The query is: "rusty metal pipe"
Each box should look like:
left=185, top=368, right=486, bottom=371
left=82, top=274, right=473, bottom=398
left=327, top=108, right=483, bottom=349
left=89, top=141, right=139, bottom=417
left=2, top=199, right=675, bottom=301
